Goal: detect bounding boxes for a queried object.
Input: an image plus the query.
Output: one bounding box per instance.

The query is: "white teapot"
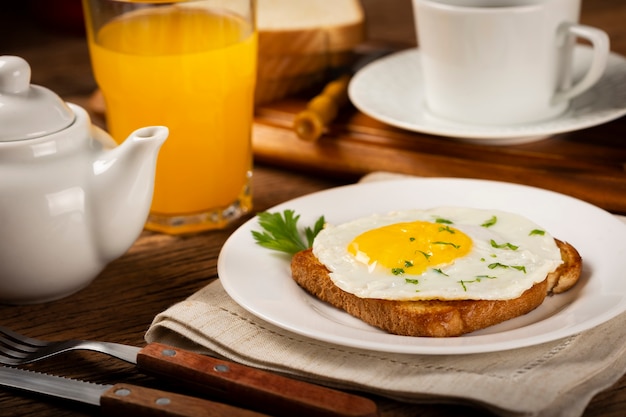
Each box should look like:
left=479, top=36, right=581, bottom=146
left=0, top=56, right=168, bottom=304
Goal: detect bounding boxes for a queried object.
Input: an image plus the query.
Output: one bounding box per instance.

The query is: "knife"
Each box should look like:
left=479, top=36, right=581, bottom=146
left=0, top=365, right=269, bottom=416
left=293, top=74, right=351, bottom=142
left=292, top=49, right=393, bottom=142
left=56, top=341, right=379, bottom=417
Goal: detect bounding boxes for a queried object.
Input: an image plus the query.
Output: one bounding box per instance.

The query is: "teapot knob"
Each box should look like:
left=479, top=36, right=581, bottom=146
left=0, top=56, right=31, bottom=94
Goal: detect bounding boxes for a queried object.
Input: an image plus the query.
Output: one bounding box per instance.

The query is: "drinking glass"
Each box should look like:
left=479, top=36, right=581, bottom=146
left=82, top=0, right=257, bottom=234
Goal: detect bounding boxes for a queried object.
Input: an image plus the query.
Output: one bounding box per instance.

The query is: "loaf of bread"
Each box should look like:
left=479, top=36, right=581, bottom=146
left=256, top=0, right=365, bottom=104
left=258, top=0, right=364, bottom=54
left=290, top=239, right=582, bottom=337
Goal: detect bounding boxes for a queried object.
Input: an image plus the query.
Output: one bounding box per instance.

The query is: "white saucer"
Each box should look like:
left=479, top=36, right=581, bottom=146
left=348, top=46, right=626, bottom=145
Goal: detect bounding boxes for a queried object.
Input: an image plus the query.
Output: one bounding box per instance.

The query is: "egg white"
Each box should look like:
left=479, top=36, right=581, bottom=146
left=312, top=207, right=564, bottom=301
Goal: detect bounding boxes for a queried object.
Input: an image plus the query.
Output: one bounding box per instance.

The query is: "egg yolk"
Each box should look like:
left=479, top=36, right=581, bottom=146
left=347, top=221, right=473, bottom=275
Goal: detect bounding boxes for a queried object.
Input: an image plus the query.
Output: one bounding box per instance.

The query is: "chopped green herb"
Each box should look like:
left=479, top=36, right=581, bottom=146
left=404, top=260, right=414, bottom=268
left=405, top=278, right=419, bottom=285
left=475, top=275, right=497, bottom=281
left=392, top=268, right=405, bottom=275
left=529, top=229, right=545, bottom=236
left=488, top=263, right=526, bottom=273
left=251, top=210, right=325, bottom=255
left=438, top=225, right=455, bottom=234
left=490, top=239, right=519, bottom=250
left=459, top=275, right=497, bottom=291
left=433, top=241, right=460, bottom=249
left=435, top=218, right=453, bottom=224
left=433, top=268, right=449, bottom=276
left=417, top=250, right=431, bottom=260
left=409, top=237, right=416, bottom=242
left=481, top=216, right=497, bottom=228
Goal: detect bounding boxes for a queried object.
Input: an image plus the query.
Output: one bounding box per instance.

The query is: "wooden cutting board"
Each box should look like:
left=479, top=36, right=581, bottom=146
left=252, top=98, right=626, bottom=214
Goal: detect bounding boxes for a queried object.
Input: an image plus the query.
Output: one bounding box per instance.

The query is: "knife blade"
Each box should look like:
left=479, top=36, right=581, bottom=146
left=0, top=365, right=268, bottom=416
left=60, top=341, right=379, bottom=417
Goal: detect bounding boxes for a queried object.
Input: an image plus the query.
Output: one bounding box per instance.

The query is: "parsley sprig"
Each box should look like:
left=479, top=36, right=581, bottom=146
left=252, top=210, right=325, bottom=255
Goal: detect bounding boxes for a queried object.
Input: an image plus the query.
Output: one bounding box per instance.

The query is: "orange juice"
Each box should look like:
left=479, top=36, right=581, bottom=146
left=85, top=3, right=256, bottom=233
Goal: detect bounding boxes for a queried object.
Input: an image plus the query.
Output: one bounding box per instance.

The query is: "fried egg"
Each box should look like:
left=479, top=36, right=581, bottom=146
left=312, top=207, right=563, bottom=301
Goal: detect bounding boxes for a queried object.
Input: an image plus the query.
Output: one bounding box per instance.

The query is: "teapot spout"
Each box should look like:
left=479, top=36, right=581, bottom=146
left=92, top=126, right=168, bottom=262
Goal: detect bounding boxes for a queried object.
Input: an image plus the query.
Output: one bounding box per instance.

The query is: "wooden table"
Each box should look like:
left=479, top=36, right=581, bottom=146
left=1, top=1, right=625, bottom=416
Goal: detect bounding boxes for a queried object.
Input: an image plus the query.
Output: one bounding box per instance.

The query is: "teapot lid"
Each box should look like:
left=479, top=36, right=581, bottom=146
left=0, top=55, right=75, bottom=142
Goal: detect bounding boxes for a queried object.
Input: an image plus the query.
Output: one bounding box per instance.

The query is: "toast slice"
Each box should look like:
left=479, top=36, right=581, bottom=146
left=290, top=239, right=582, bottom=337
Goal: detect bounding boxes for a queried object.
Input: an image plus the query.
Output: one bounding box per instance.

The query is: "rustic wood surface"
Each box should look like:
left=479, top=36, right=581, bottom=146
left=1, top=1, right=625, bottom=416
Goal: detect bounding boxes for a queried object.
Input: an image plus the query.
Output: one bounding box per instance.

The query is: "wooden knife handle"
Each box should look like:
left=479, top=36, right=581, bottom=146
left=101, top=383, right=269, bottom=417
left=137, top=342, right=379, bottom=417
left=293, top=74, right=351, bottom=142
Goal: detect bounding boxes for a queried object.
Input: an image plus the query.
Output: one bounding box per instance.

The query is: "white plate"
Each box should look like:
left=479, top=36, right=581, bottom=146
left=218, top=178, right=626, bottom=355
left=348, top=46, right=626, bottom=145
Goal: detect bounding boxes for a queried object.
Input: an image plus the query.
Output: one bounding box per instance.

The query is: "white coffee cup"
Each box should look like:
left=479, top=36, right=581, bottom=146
left=412, top=0, right=610, bottom=125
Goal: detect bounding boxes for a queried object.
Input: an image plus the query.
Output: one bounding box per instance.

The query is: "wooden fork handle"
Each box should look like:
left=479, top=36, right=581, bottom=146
left=137, top=342, right=379, bottom=417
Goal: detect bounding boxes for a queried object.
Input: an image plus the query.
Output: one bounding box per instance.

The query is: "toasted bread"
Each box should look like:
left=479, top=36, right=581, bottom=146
left=547, top=239, right=582, bottom=294
left=290, top=239, right=582, bottom=337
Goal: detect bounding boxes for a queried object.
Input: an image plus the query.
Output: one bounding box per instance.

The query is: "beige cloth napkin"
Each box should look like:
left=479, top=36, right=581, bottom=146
left=145, top=172, right=626, bottom=417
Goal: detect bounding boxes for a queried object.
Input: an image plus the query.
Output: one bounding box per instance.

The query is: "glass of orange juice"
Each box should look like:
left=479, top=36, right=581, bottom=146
left=82, top=0, right=257, bottom=234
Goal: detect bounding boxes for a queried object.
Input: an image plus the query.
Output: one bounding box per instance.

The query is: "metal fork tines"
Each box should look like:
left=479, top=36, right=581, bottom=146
left=0, top=326, right=139, bottom=366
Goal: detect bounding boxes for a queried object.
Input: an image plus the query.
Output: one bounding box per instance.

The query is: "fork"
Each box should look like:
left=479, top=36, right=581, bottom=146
left=0, top=326, right=137, bottom=365
left=0, top=326, right=380, bottom=417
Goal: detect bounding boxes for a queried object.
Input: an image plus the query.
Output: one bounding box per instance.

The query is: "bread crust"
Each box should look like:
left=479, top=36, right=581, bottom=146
left=290, top=240, right=581, bottom=337
left=547, top=239, right=583, bottom=294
